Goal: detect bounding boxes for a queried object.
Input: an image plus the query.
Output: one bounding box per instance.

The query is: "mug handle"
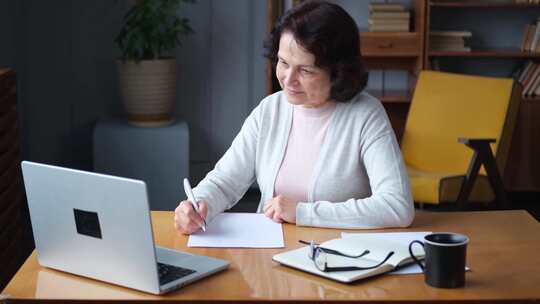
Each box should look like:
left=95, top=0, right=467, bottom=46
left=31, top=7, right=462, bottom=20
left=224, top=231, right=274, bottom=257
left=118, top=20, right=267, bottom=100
left=409, top=240, right=425, bottom=271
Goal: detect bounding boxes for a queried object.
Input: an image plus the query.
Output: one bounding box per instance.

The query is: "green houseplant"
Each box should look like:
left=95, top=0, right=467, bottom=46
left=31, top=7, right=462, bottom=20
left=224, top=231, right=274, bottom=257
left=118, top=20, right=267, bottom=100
left=115, top=0, right=194, bottom=127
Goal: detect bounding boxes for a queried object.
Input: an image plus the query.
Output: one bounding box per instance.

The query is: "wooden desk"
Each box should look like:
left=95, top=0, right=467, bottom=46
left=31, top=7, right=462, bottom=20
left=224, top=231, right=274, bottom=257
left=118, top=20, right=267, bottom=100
left=2, top=210, right=540, bottom=303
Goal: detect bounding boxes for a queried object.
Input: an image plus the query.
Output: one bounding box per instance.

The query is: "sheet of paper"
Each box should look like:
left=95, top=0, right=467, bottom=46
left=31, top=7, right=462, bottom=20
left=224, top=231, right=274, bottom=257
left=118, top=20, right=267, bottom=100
left=341, top=231, right=432, bottom=274
left=188, top=213, right=284, bottom=248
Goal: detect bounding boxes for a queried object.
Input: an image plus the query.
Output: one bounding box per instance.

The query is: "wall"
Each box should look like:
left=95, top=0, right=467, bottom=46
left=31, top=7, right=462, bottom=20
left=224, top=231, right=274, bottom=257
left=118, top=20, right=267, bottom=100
left=0, top=0, right=267, bottom=183
left=0, top=1, right=19, bottom=70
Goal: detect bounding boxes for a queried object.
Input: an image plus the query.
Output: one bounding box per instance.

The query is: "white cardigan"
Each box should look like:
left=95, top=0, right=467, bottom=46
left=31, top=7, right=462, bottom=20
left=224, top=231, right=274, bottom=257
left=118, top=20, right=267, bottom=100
left=192, top=91, right=414, bottom=229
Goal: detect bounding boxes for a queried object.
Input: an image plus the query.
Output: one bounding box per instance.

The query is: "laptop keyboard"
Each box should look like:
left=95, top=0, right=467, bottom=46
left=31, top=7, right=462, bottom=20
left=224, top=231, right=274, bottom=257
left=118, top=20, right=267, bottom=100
left=157, top=262, right=196, bottom=286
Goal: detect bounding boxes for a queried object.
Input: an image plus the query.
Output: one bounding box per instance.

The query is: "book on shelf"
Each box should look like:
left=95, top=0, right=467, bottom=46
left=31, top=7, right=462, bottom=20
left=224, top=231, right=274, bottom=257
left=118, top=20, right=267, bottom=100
left=511, top=63, right=527, bottom=94
left=530, top=21, right=540, bottom=52
left=522, top=62, right=540, bottom=96
left=520, top=62, right=536, bottom=91
left=368, top=18, right=410, bottom=25
left=370, top=11, right=410, bottom=19
left=521, top=24, right=533, bottom=52
left=520, top=17, right=540, bottom=52
left=527, top=69, right=540, bottom=96
left=369, top=23, right=410, bottom=32
left=430, top=42, right=468, bottom=49
left=430, top=30, right=473, bottom=38
left=521, top=61, right=538, bottom=87
left=535, top=39, right=540, bottom=53
left=430, top=41, right=468, bottom=48
left=522, top=24, right=530, bottom=51
left=430, top=37, right=467, bottom=45
left=368, top=3, right=410, bottom=33
left=430, top=31, right=471, bottom=52
left=430, top=35, right=467, bottom=41
left=368, top=3, right=405, bottom=12
left=517, top=61, right=535, bottom=83
left=272, top=236, right=424, bottom=283
left=534, top=79, right=540, bottom=96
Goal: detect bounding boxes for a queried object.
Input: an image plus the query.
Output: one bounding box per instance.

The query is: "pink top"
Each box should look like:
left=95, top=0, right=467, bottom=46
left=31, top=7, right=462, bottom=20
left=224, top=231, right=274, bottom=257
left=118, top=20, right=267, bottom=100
left=274, top=101, right=336, bottom=203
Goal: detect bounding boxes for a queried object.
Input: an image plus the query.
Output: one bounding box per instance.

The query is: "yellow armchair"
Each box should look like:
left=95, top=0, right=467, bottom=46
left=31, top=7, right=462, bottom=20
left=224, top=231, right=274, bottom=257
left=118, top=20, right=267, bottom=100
left=401, top=71, right=521, bottom=208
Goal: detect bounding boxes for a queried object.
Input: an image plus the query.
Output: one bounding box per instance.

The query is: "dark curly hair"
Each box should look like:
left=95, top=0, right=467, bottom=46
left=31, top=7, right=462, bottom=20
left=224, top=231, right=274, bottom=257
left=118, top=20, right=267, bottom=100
left=264, top=0, right=368, bottom=102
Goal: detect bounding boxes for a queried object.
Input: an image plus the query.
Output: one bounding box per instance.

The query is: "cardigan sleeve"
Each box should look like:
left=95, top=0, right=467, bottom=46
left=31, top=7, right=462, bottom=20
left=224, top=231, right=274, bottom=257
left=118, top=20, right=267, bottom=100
left=296, top=103, right=414, bottom=229
left=191, top=106, right=260, bottom=222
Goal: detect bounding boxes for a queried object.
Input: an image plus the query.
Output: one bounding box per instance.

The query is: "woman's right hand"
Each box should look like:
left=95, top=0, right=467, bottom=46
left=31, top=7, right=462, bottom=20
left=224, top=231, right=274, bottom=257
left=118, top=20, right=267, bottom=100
left=174, top=200, right=208, bottom=235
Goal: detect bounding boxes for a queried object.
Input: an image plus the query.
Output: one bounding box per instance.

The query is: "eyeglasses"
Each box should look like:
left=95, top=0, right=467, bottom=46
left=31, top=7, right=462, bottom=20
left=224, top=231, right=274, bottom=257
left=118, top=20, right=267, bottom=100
left=299, top=240, right=395, bottom=272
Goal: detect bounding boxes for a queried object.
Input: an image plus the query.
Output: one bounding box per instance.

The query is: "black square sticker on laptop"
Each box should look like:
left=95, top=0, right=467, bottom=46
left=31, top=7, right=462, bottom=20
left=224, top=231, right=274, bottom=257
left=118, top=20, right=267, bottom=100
left=74, top=208, right=102, bottom=239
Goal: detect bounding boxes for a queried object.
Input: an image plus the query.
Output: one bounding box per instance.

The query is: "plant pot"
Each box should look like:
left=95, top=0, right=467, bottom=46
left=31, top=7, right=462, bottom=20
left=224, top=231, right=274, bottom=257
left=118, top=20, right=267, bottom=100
left=117, top=58, right=176, bottom=127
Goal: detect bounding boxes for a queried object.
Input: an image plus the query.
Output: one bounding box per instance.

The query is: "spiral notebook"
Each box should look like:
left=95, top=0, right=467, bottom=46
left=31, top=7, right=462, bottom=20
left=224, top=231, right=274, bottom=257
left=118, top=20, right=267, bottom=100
left=272, top=236, right=425, bottom=283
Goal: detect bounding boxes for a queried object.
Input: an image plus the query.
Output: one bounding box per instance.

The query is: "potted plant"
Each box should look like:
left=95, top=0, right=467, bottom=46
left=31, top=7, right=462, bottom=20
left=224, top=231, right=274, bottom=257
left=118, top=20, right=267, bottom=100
left=115, top=0, right=194, bottom=127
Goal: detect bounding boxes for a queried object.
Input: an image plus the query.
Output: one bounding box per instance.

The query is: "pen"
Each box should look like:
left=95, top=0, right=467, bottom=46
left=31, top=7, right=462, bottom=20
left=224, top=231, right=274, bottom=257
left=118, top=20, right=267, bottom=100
left=183, top=178, right=207, bottom=232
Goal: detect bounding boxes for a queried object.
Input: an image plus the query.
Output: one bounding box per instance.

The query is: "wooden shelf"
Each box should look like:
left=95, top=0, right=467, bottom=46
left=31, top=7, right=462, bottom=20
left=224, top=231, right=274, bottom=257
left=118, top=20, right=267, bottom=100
left=367, top=89, right=412, bottom=104
left=430, top=1, right=540, bottom=8
left=429, top=49, right=540, bottom=58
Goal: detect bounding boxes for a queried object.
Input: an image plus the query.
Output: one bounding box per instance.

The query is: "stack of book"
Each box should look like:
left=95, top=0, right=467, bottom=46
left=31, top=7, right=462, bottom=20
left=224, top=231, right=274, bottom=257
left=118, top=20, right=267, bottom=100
left=520, top=17, right=540, bottom=53
left=368, top=3, right=410, bottom=32
left=429, top=31, right=472, bottom=52
left=516, top=61, right=540, bottom=98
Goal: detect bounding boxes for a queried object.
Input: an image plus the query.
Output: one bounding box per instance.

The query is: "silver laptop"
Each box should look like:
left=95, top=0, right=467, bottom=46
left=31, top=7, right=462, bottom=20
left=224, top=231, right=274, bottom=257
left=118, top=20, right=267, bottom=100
left=21, top=161, right=229, bottom=295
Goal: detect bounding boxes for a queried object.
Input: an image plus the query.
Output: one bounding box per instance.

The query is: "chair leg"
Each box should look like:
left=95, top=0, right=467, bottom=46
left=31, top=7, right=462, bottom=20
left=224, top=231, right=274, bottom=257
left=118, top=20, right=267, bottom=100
left=479, top=145, right=510, bottom=209
left=457, top=138, right=510, bottom=210
left=456, top=150, right=482, bottom=210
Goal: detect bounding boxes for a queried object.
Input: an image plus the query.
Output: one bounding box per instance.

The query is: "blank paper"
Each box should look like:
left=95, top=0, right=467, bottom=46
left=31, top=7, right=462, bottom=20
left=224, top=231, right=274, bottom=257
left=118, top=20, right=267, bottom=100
left=187, top=213, right=284, bottom=248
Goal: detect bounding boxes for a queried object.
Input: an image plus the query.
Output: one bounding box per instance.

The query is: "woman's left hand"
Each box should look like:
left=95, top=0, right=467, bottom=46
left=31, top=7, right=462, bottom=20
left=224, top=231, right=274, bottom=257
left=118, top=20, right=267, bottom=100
left=263, top=195, right=298, bottom=224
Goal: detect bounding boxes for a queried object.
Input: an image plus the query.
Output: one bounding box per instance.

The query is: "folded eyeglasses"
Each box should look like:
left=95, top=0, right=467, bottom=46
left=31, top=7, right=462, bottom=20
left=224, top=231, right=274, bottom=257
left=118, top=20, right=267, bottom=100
left=299, top=240, right=394, bottom=272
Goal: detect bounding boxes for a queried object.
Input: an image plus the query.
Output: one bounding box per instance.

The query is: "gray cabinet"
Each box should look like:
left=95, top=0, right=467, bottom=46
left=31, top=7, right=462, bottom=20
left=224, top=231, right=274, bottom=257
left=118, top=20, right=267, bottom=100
left=93, top=120, right=189, bottom=210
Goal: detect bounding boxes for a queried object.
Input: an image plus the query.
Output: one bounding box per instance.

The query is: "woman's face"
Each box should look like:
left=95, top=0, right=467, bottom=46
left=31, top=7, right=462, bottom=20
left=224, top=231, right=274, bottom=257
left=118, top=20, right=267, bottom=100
left=276, top=32, right=332, bottom=107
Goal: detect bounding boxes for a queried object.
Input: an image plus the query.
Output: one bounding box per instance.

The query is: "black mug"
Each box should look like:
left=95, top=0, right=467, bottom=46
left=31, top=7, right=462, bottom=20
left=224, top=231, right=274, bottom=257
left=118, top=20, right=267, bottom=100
left=409, top=232, right=469, bottom=288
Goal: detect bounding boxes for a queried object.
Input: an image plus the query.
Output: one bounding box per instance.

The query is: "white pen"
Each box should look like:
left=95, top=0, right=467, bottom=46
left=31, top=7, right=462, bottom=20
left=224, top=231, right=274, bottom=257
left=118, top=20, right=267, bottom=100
left=183, top=178, right=207, bottom=232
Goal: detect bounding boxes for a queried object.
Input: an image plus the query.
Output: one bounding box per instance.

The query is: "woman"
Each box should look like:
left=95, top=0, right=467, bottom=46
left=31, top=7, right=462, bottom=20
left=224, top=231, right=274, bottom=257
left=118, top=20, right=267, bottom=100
left=174, top=1, right=414, bottom=234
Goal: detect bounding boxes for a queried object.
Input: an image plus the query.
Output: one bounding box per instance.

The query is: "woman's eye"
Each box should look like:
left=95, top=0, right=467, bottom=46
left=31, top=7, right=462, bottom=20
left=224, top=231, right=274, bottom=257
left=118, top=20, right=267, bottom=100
left=279, top=60, right=288, bottom=66
left=301, top=69, right=313, bottom=75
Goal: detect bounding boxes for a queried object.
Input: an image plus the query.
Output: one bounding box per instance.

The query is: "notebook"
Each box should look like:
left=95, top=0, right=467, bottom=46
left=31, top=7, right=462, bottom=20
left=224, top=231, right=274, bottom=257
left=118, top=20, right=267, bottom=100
left=272, top=236, right=425, bottom=283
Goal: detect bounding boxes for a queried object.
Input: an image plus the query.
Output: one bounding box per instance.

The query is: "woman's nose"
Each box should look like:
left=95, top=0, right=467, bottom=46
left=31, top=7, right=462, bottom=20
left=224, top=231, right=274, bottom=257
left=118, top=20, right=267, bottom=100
left=284, top=69, right=298, bottom=85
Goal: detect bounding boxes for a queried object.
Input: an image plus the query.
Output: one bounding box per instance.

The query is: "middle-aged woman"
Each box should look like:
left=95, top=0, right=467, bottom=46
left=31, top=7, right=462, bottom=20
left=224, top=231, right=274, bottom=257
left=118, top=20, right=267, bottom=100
left=174, top=1, right=414, bottom=234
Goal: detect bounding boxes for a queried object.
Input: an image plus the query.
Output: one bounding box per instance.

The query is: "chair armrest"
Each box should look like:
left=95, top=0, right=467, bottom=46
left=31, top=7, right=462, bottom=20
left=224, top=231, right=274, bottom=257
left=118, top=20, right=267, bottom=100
left=458, top=137, right=496, bottom=146
left=458, top=137, right=497, bottom=152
